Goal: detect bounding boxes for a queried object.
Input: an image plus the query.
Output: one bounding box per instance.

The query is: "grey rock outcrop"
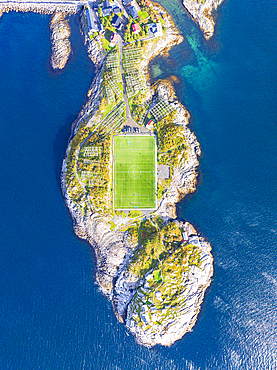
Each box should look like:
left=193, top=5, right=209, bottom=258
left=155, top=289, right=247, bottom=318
left=50, top=12, right=71, bottom=70
left=182, top=0, right=225, bottom=39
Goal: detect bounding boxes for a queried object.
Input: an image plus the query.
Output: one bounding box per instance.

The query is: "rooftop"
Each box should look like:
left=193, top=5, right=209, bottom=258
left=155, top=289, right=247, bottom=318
left=132, top=23, right=140, bottom=33
left=86, top=5, right=98, bottom=33
left=112, top=14, right=123, bottom=30
left=113, top=6, right=121, bottom=14
left=103, top=0, right=112, bottom=7
left=102, top=6, right=113, bottom=17
left=128, top=5, right=138, bottom=19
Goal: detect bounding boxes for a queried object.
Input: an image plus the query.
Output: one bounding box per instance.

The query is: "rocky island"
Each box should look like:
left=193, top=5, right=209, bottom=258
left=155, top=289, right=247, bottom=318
left=61, top=0, right=216, bottom=347
left=0, top=0, right=225, bottom=347
left=50, top=11, right=71, bottom=69
left=182, top=0, right=225, bottom=40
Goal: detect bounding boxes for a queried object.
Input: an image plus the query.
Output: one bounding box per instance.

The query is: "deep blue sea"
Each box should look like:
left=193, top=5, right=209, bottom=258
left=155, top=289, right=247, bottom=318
left=0, top=1, right=277, bottom=368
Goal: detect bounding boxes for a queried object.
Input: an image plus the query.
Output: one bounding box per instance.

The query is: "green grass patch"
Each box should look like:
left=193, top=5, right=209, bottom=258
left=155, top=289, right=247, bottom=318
left=138, top=10, right=149, bottom=20
left=102, top=37, right=114, bottom=52
left=113, top=135, right=157, bottom=209
left=128, top=210, right=143, bottom=218
left=127, top=220, right=204, bottom=330
left=155, top=113, right=188, bottom=168
left=153, top=269, right=162, bottom=282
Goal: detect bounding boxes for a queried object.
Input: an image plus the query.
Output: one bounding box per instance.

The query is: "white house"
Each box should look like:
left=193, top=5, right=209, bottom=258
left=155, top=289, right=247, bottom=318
left=86, top=4, right=99, bottom=34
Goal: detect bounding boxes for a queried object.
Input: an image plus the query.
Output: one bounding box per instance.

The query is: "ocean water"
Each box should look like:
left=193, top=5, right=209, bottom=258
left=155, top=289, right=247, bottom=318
left=0, top=1, right=277, bottom=369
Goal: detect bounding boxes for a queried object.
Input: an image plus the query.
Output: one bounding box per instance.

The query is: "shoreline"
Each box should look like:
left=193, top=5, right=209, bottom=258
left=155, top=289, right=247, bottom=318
left=1, top=0, right=217, bottom=347
left=50, top=11, right=71, bottom=69
left=0, top=2, right=80, bottom=15
left=182, top=0, right=225, bottom=40
left=60, top=1, right=214, bottom=347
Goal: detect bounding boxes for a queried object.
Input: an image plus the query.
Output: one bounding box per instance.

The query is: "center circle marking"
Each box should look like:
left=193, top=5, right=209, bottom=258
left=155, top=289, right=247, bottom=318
left=128, top=165, right=141, bottom=179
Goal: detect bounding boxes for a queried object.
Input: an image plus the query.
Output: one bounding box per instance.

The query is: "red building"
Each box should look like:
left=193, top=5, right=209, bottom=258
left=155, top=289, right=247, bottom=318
left=132, top=23, right=141, bottom=34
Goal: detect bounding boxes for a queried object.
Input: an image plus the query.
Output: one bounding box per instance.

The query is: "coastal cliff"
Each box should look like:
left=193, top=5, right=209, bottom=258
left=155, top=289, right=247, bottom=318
left=182, top=0, right=225, bottom=39
left=125, top=221, right=213, bottom=347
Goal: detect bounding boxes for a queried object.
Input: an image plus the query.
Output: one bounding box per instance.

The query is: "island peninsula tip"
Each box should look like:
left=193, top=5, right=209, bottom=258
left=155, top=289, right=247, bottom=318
left=60, top=0, right=216, bottom=347
left=0, top=0, right=226, bottom=347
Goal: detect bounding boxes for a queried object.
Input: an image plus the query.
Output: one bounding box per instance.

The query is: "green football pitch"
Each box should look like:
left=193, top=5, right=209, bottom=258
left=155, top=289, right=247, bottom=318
left=113, top=135, right=157, bottom=210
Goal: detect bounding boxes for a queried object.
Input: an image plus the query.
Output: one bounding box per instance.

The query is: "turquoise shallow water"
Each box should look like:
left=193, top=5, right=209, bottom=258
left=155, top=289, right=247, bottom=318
left=0, top=1, right=277, bottom=369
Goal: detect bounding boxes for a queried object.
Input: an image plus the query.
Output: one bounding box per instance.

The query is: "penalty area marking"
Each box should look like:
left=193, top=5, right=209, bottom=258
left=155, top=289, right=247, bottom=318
left=121, top=194, right=150, bottom=208
left=119, top=137, right=150, bottom=152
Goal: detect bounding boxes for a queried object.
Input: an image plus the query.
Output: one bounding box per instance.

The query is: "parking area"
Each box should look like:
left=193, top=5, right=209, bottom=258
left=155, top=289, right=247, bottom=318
left=122, top=125, right=141, bottom=133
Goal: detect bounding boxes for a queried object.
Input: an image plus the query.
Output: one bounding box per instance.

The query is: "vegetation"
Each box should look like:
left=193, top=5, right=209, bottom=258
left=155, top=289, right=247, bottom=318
left=98, top=8, right=114, bottom=32
left=137, top=10, right=150, bottom=21
left=65, top=81, right=125, bottom=213
left=102, top=36, right=114, bottom=52
left=100, top=50, right=123, bottom=113
left=128, top=219, right=192, bottom=276
left=65, top=120, right=92, bottom=203
left=122, top=0, right=164, bottom=44
left=122, top=43, right=152, bottom=120
left=157, top=178, right=171, bottom=199
left=127, top=220, right=203, bottom=331
left=136, top=0, right=163, bottom=24
left=77, top=129, right=112, bottom=212
left=113, top=136, right=156, bottom=209
left=115, top=210, right=127, bottom=217
left=124, top=18, right=148, bottom=43
left=155, top=113, right=188, bottom=168
left=129, top=92, right=150, bottom=123
left=66, top=4, right=187, bottom=218
left=97, top=9, right=118, bottom=51
left=63, top=1, right=205, bottom=343
left=128, top=210, right=143, bottom=218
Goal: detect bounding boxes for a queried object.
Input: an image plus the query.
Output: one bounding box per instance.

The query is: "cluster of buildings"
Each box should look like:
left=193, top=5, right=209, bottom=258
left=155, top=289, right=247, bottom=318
left=83, top=1, right=124, bottom=37
left=83, top=0, right=164, bottom=49
left=84, top=4, right=100, bottom=34
left=101, top=0, right=121, bottom=17
left=102, top=0, right=123, bottom=31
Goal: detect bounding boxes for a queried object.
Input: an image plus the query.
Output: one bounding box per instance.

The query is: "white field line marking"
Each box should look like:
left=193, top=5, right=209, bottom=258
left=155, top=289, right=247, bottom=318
left=115, top=171, right=154, bottom=173
left=120, top=194, right=150, bottom=207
